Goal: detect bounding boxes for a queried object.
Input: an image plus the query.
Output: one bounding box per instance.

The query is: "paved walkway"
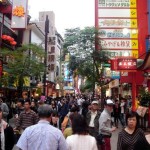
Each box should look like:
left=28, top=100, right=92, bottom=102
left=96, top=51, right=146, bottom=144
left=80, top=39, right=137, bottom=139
left=111, top=126, right=121, bottom=150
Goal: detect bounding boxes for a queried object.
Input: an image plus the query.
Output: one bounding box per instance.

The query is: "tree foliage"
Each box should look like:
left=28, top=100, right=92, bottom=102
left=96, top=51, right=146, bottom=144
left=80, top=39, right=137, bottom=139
left=63, top=27, right=108, bottom=91
left=0, top=43, right=45, bottom=97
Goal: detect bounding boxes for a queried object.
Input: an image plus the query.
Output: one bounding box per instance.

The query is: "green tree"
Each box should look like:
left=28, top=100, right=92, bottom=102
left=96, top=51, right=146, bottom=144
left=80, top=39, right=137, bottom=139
left=63, top=27, right=108, bottom=95
left=0, top=43, right=45, bottom=97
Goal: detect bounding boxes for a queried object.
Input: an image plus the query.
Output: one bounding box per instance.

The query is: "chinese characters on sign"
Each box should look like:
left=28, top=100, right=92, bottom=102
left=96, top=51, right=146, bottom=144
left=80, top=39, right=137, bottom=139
left=97, top=0, right=138, bottom=59
left=11, top=0, right=28, bottom=29
left=101, top=40, right=138, bottom=49
left=99, top=0, right=136, bottom=8
left=117, top=58, right=137, bottom=70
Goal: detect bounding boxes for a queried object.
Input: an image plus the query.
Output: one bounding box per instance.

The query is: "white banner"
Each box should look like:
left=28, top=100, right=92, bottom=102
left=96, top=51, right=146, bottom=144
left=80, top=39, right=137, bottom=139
left=98, top=0, right=136, bottom=8
left=99, top=19, right=137, bottom=28
left=98, top=9, right=137, bottom=18
left=99, top=29, right=138, bottom=39
left=101, top=50, right=138, bottom=58
left=100, top=39, right=138, bottom=49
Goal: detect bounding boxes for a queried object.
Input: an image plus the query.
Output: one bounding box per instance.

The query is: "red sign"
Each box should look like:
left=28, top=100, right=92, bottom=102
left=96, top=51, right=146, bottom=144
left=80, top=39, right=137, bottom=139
left=117, top=58, right=137, bottom=70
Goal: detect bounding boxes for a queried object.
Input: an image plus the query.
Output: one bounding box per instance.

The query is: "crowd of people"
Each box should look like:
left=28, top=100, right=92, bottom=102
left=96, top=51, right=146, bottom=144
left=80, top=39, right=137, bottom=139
left=0, top=94, right=149, bottom=150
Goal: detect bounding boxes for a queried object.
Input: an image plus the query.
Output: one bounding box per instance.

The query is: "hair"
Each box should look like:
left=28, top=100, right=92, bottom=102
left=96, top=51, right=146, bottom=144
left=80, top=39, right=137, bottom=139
left=70, top=106, right=79, bottom=113
left=24, top=99, right=31, bottom=105
left=18, top=98, right=24, bottom=105
left=38, top=104, right=52, bottom=118
left=72, top=114, right=88, bottom=135
left=126, top=111, right=139, bottom=128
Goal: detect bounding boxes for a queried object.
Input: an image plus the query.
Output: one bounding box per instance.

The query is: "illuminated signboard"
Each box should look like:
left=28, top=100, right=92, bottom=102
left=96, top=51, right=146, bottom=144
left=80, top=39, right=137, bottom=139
left=11, top=0, right=28, bottom=29
left=98, top=9, right=137, bottom=18
left=101, top=39, right=138, bottom=49
left=117, top=58, right=137, bottom=70
left=99, top=19, right=137, bottom=28
left=98, top=0, right=136, bottom=8
left=101, top=50, right=138, bottom=58
left=99, top=29, right=138, bottom=39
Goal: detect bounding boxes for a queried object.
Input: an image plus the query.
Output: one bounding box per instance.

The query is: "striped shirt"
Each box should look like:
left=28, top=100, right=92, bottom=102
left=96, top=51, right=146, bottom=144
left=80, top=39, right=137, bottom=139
left=16, top=110, right=38, bottom=129
left=117, top=128, right=150, bottom=150
left=17, top=120, right=67, bottom=150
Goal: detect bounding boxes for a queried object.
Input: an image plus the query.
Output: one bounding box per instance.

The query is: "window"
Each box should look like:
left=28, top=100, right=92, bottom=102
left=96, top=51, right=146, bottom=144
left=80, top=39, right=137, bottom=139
left=51, top=46, right=55, bottom=53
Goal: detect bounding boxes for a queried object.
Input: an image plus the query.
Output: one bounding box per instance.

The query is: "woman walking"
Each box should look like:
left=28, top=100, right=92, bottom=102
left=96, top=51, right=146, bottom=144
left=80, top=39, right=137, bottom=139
left=66, top=114, right=98, bottom=150
left=117, top=111, right=150, bottom=150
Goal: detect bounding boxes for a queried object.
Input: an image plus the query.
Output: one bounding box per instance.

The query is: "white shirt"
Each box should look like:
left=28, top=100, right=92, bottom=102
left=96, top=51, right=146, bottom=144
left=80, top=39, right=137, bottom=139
left=120, top=102, right=125, bottom=113
left=66, top=134, right=98, bottom=150
left=89, top=111, right=97, bottom=127
left=77, top=98, right=84, bottom=106
left=17, top=120, right=67, bottom=150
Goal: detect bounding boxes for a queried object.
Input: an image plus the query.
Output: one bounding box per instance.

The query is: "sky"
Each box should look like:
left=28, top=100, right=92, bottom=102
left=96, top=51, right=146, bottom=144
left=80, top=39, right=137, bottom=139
left=28, top=0, right=95, bottom=36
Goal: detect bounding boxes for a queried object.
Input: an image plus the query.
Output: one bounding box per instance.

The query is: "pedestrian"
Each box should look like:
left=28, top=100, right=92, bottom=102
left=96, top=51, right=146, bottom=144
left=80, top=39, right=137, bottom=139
left=117, top=111, right=150, bottom=150
left=113, top=100, right=120, bottom=128
left=14, top=99, right=39, bottom=133
left=98, top=99, right=116, bottom=150
left=14, top=98, right=24, bottom=118
left=58, top=98, right=69, bottom=129
left=0, top=97, right=9, bottom=121
left=0, top=107, right=15, bottom=150
left=16, top=104, right=67, bottom=150
left=86, top=100, right=101, bottom=138
left=120, top=98, right=126, bottom=127
left=66, top=114, right=98, bottom=150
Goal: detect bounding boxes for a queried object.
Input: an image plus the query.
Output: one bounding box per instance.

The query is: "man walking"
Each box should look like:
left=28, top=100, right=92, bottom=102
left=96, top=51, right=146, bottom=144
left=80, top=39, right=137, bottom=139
left=15, top=100, right=38, bottom=132
left=17, top=104, right=67, bottom=150
left=86, top=100, right=101, bottom=138
left=99, top=99, right=116, bottom=150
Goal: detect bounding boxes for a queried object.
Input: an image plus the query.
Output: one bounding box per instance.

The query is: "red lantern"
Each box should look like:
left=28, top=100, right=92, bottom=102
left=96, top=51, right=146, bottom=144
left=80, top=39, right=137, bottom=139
left=1, top=35, right=7, bottom=40
left=9, top=37, right=14, bottom=42
left=11, top=41, right=17, bottom=46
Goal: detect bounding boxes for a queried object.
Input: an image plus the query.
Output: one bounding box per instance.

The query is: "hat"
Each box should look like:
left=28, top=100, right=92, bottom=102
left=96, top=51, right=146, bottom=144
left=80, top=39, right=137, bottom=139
left=106, top=99, right=114, bottom=105
left=91, top=101, right=99, bottom=105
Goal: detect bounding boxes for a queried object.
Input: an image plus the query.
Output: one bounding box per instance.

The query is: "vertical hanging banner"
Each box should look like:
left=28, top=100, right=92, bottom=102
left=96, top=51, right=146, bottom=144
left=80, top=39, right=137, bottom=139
left=11, top=0, right=28, bottom=29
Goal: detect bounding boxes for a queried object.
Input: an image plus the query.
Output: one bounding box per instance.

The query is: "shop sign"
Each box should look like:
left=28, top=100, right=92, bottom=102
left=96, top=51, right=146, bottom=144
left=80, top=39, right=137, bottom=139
left=111, top=71, right=120, bottom=79
left=0, top=60, right=3, bottom=77
left=99, top=29, right=138, bottom=39
left=100, top=39, right=138, bottom=49
left=117, top=58, right=137, bottom=70
left=98, top=9, right=137, bottom=18
left=99, top=19, right=137, bottom=28
left=104, top=67, right=111, bottom=77
left=101, top=50, right=138, bottom=58
left=98, top=0, right=136, bottom=8
left=11, top=0, right=28, bottom=29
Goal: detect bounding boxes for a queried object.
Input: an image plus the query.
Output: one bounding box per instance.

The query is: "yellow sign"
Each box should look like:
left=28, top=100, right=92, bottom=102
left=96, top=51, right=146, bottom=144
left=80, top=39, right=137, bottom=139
left=131, top=29, right=138, bottom=38
left=130, top=9, right=137, bottom=18
left=131, top=50, right=139, bottom=58
left=131, top=40, right=138, bottom=49
left=130, top=19, right=137, bottom=28
left=130, top=0, right=137, bottom=8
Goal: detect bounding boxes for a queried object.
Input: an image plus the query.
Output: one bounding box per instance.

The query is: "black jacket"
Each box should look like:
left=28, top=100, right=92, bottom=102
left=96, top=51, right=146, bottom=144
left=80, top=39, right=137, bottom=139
left=0, top=125, right=15, bottom=150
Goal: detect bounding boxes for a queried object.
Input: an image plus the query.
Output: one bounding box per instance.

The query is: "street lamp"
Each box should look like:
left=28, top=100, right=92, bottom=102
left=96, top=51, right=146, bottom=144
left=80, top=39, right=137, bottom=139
left=43, top=15, right=49, bottom=96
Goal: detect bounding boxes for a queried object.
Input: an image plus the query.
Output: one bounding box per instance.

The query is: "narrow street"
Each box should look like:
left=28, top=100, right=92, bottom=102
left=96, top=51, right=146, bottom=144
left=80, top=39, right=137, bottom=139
left=11, top=117, right=122, bottom=150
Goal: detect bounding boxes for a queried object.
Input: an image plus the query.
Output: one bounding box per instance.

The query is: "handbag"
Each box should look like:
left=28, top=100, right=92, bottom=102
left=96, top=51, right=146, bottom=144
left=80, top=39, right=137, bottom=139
left=96, top=134, right=105, bottom=145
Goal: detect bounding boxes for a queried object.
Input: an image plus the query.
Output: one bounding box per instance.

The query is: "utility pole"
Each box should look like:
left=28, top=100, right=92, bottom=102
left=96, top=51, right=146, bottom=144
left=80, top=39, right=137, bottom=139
left=43, top=15, right=49, bottom=96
